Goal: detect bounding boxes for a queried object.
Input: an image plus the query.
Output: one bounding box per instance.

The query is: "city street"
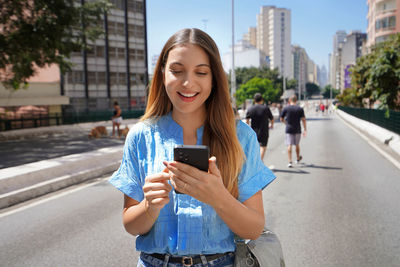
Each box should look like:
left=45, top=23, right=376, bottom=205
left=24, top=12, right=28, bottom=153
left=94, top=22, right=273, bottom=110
left=1, top=112, right=400, bottom=267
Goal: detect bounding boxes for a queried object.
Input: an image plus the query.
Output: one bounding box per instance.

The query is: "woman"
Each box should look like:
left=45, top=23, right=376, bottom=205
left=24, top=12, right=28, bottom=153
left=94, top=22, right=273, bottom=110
left=109, top=28, right=275, bottom=267
left=112, top=101, right=122, bottom=138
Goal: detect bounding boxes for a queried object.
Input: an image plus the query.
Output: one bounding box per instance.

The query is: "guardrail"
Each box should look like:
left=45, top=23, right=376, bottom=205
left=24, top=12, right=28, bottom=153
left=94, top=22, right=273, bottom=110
left=338, top=106, right=400, bottom=134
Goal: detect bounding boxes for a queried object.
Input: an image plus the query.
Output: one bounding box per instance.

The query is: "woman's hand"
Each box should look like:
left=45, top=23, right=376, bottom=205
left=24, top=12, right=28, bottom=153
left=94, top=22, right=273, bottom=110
left=163, top=157, right=227, bottom=206
left=142, top=168, right=172, bottom=213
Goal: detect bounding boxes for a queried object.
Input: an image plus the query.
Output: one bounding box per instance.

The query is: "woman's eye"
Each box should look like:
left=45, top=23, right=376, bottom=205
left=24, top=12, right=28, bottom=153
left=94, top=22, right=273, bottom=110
left=197, top=72, right=208, bottom=76
left=170, top=70, right=182, bottom=74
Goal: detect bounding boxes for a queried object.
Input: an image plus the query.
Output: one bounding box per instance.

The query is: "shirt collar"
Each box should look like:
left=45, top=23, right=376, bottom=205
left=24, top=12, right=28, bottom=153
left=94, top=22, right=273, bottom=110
left=161, top=112, right=204, bottom=144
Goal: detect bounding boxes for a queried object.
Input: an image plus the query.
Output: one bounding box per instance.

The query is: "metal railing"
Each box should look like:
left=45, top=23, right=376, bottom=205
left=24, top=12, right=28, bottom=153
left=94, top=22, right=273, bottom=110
left=338, top=106, right=400, bottom=134
left=0, top=109, right=145, bottom=131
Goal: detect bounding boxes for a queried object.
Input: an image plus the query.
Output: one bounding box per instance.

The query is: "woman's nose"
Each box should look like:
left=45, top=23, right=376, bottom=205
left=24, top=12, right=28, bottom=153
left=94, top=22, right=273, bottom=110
left=182, top=73, right=195, bottom=88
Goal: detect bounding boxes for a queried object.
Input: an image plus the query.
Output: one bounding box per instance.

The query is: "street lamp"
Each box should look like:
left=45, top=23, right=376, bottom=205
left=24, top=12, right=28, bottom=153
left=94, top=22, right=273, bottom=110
left=231, top=0, right=236, bottom=107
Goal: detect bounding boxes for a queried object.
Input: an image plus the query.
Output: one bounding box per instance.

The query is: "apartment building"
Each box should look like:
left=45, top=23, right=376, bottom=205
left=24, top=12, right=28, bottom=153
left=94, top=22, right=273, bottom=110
left=223, top=40, right=268, bottom=72
left=340, top=31, right=367, bottom=90
left=243, top=27, right=257, bottom=47
left=256, top=6, right=292, bottom=79
left=367, top=0, right=400, bottom=47
left=63, top=0, right=148, bottom=113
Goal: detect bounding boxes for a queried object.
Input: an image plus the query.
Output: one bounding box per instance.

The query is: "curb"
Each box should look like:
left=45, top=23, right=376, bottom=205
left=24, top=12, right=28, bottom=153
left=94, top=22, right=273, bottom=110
left=0, top=161, right=120, bottom=209
left=0, top=145, right=124, bottom=209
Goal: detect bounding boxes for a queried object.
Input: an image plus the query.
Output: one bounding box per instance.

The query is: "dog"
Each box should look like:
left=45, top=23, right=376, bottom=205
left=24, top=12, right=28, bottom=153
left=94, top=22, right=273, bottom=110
left=88, top=126, right=108, bottom=138
left=118, top=126, right=130, bottom=138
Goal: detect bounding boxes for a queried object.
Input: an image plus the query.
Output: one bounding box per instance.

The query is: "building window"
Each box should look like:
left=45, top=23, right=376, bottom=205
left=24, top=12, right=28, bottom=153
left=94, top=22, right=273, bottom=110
left=375, top=16, right=396, bottom=31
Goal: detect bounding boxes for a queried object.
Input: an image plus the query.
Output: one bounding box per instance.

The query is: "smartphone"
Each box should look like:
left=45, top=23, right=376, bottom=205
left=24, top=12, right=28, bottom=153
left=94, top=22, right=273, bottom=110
left=173, top=145, right=210, bottom=193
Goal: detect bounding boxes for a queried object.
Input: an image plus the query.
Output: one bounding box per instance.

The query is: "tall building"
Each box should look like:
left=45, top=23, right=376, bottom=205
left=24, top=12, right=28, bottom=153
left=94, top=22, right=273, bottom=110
left=340, top=31, right=367, bottom=90
left=63, top=0, right=148, bottom=113
left=243, top=27, right=257, bottom=47
left=329, top=30, right=347, bottom=88
left=367, top=0, right=400, bottom=47
left=291, top=45, right=308, bottom=98
left=256, top=6, right=292, bottom=79
left=318, top=65, right=328, bottom=88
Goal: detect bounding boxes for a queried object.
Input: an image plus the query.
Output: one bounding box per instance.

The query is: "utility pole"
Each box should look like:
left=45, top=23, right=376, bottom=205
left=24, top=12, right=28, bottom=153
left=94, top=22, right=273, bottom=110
left=231, top=0, right=236, bottom=106
left=202, top=19, right=208, bottom=32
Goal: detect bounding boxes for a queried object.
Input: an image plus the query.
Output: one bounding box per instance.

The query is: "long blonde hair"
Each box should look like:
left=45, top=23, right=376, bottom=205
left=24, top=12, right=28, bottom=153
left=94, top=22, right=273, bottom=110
left=142, top=28, right=244, bottom=198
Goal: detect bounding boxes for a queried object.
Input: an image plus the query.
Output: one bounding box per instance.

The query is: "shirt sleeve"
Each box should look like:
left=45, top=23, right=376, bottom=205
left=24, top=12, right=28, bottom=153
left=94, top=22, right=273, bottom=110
left=108, top=128, right=144, bottom=202
left=280, top=108, right=286, bottom=119
left=237, top=122, right=276, bottom=202
left=267, top=107, right=273, bottom=120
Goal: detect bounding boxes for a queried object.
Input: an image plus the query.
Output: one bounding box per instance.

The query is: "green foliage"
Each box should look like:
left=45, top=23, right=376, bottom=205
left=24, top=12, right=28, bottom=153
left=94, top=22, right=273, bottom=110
left=336, top=88, right=363, bottom=107
left=235, top=77, right=279, bottom=106
left=0, top=0, right=112, bottom=90
left=305, top=82, right=320, bottom=98
left=322, top=85, right=340, bottom=99
left=228, top=67, right=290, bottom=105
left=341, top=33, right=400, bottom=111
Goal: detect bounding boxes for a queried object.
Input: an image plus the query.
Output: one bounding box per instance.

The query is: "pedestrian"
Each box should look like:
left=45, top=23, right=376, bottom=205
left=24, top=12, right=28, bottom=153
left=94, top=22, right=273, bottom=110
left=108, top=28, right=276, bottom=267
left=111, top=101, right=122, bottom=138
left=280, top=95, right=307, bottom=168
left=319, top=102, right=325, bottom=114
left=246, top=93, right=274, bottom=160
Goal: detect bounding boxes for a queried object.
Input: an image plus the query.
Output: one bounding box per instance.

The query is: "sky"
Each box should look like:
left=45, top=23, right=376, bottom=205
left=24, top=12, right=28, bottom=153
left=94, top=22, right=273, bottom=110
left=146, top=0, right=368, bottom=72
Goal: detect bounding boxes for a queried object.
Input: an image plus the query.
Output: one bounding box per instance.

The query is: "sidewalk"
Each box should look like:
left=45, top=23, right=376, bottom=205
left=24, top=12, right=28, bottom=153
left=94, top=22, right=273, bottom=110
left=0, top=119, right=139, bottom=209
left=1, top=111, right=399, bottom=210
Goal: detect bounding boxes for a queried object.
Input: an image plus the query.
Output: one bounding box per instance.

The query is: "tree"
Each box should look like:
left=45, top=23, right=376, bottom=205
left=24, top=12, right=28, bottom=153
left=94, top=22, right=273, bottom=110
left=345, top=33, right=400, bottom=111
left=0, top=0, right=111, bottom=90
left=235, top=77, right=278, bottom=106
left=305, top=82, right=320, bottom=98
left=322, top=85, right=340, bottom=99
left=228, top=66, right=290, bottom=103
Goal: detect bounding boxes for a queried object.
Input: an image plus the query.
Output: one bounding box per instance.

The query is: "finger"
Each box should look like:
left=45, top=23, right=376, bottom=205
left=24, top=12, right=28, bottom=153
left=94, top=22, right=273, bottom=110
left=143, top=181, right=172, bottom=193
left=168, top=161, right=204, bottom=181
left=145, top=172, right=170, bottom=183
left=170, top=175, right=187, bottom=193
left=145, top=189, right=171, bottom=199
left=208, top=156, right=221, bottom=176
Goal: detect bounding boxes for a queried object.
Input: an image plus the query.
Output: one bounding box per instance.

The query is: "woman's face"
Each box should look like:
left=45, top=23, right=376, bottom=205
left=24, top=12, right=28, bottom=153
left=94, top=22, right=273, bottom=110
left=163, top=44, right=213, bottom=119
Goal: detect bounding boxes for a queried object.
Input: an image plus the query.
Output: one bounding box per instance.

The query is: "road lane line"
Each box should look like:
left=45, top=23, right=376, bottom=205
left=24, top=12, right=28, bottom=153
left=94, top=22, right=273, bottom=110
left=0, top=177, right=108, bottom=218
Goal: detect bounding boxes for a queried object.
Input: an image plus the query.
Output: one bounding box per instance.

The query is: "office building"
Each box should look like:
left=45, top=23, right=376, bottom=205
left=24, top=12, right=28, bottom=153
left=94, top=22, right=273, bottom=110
left=63, top=0, right=148, bottom=113
left=329, top=30, right=347, bottom=89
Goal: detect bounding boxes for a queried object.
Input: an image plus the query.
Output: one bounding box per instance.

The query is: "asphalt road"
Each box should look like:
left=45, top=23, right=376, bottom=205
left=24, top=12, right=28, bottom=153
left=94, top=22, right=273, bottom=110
left=1, top=112, right=400, bottom=267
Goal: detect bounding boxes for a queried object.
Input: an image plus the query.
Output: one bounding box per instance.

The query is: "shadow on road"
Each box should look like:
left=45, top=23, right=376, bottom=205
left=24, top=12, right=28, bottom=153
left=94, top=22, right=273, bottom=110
left=272, top=169, right=310, bottom=174
left=300, top=164, right=342, bottom=170
left=305, top=117, right=333, bottom=121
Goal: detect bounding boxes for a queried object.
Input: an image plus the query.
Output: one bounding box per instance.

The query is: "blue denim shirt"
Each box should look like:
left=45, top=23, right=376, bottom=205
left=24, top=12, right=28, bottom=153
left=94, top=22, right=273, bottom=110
left=109, top=113, right=276, bottom=255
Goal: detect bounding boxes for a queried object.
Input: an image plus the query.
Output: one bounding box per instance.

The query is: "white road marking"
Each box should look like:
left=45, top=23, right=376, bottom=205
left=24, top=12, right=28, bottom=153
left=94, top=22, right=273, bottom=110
left=0, top=177, right=108, bottom=218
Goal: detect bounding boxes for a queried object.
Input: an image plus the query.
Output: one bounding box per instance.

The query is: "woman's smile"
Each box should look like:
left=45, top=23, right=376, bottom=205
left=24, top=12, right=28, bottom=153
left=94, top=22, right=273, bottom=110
left=177, top=91, right=200, bottom=102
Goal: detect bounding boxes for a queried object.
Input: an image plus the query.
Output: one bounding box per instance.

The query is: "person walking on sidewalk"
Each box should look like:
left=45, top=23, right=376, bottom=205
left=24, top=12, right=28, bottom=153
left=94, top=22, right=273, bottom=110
left=280, top=95, right=307, bottom=168
left=246, top=93, right=274, bottom=160
left=108, top=28, right=275, bottom=267
left=111, top=101, right=122, bottom=138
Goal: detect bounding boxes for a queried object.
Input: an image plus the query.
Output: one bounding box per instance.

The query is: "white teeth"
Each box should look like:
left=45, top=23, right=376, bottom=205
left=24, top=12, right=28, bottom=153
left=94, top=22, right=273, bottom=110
left=180, top=92, right=197, bottom=97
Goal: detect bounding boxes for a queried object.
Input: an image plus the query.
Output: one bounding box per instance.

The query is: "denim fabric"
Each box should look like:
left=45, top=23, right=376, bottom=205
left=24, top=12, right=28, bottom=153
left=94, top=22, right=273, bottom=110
left=137, top=252, right=235, bottom=267
left=109, top=113, right=276, bottom=255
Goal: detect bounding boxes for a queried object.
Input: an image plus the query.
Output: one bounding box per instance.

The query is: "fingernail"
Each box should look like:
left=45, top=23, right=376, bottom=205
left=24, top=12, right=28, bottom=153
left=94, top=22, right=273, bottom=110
left=163, top=161, right=168, bottom=166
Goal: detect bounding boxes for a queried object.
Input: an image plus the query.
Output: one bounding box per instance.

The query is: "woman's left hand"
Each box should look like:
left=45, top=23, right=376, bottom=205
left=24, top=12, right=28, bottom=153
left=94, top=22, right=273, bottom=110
left=163, top=156, right=226, bottom=206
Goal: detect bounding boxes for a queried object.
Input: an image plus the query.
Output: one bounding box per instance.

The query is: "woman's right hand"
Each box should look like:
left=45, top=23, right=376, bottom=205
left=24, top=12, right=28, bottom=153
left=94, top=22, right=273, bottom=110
left=142, top=168, right=172, bottom=213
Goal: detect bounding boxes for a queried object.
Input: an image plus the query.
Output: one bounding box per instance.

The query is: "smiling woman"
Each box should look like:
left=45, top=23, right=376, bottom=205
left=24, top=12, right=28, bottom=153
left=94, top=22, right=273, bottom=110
left=108, top=28, right=276, bottom=267
left=163, top=44, right=212, bottom=123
